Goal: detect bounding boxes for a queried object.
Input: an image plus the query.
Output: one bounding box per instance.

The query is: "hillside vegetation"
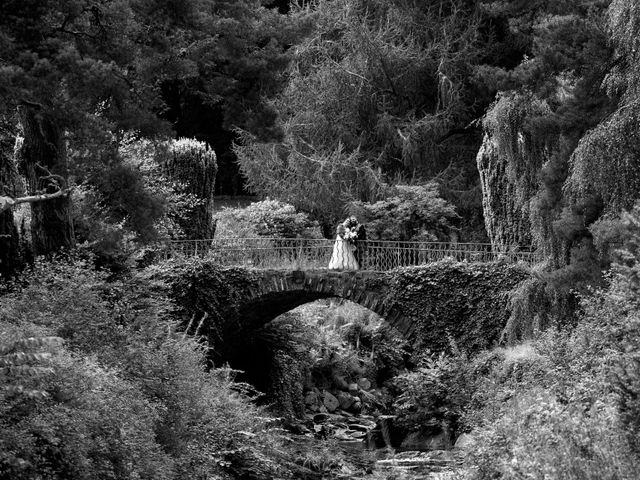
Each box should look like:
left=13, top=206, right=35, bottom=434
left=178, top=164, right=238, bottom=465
left=2, top=0, right=640, bottom=478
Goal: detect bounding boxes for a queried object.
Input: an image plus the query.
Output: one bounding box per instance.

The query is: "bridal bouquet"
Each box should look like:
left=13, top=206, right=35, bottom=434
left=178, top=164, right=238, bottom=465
left=341, top=216, right=361, bottom=244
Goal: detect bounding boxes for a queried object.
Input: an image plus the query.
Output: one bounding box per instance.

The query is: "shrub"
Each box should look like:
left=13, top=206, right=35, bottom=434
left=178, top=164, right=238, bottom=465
left=348, top=183, right=459, bottom=241
left=464, top=392, right=639, bottom=480
left=215, top=199, right=322, bottom=238
left=0, top=257, right=295, bottom=479
left=159, top=138, right=218, bottom=240
left=392, top=347, right=476, bottom=436
left=460, top=204, right=640, bottom=478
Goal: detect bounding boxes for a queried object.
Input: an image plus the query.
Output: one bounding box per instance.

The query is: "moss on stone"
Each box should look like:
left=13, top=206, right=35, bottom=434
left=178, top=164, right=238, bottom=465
left=150, top=258, right=530, bottom=356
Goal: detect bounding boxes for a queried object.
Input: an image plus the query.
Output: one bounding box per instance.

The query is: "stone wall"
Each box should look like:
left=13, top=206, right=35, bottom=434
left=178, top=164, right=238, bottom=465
left=151, top=258, right=530, bottom=357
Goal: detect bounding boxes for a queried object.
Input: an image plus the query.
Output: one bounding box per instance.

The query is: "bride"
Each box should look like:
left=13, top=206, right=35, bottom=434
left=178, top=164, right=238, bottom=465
left=328, top=224, right=359, bottom=270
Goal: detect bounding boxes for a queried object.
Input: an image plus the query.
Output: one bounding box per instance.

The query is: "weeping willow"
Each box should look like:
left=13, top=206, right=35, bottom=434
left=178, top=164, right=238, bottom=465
left=478, top=91, right=555, bottom=248
left=566, top=103, right=640, bottom=213
left=566, top=0, right=640, bottom=213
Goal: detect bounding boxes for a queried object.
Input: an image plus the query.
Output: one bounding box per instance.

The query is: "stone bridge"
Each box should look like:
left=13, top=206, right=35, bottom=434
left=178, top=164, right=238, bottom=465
left=154, top=258, right=530, bottom=359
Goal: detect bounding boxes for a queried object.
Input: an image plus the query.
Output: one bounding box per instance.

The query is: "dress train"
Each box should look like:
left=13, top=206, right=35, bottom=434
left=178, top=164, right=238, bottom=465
left=328, top=237, right=359, bottom=270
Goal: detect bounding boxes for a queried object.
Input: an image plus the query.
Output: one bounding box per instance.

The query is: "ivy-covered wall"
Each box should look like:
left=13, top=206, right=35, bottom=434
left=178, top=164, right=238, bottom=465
left=380, top=261, right=529, bottom=353
left=147, top=258, right=529, bottom=358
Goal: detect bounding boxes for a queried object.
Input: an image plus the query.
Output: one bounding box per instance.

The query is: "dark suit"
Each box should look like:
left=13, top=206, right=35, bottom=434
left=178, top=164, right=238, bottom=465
left=353, top=225, right=367, bottom=269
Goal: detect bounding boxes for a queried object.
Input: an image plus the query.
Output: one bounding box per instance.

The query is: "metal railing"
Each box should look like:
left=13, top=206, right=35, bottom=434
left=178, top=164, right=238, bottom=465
left=156, top=238, right=542, bottom=271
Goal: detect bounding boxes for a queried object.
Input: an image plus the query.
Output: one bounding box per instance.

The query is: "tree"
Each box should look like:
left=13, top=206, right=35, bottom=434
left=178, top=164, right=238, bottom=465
left=565, top=0, right=640, bottom=216
left=476, top=0, right=640, bottom=335
left=348, top=184, right=459, bottom=241
left=0, top=117, right=23, bottom=277
left=0, top=0, right=297, bottom=256
left=235, top=132, right=384, bottom=233
left=237, top=0, right=485, bottom=234
left=161, top=139, right=217, bottom=240
left=158, top=1, right=303, bottom=195
left=475, top=0, right=614, bottom=260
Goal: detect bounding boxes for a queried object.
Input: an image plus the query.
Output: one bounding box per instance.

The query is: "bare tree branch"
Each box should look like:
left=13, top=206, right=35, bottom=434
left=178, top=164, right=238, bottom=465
left=0, top=189, right=72, bottom=214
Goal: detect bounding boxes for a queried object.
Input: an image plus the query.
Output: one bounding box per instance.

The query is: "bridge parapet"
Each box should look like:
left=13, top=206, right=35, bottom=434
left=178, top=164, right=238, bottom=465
left=158, top=238, right=541, bottom=271
left=154, top=259, right=531, bottom=357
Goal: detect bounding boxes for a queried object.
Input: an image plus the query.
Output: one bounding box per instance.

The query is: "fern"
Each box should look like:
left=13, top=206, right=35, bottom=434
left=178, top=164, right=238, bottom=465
left=0, top=336, right=62, bottom=400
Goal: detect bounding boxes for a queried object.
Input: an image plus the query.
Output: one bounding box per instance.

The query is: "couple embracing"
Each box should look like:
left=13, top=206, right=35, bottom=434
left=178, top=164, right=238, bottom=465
left=328, top=216, right=366, bottom=270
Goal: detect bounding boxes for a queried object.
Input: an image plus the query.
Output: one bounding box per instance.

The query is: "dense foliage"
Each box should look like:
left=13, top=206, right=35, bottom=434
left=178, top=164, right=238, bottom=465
left=0, top=0, right=298, bottom=266
left=0, top=258, right=292, bottom=479
left=3, top=1, right=640, bottom=478
left=348, top=183, right=459, bottom=241
left=215, top=199, right=321, bottom=239
left=385, top=205, right=640, bottom=478
left=236, top=0, right=486, bottom=234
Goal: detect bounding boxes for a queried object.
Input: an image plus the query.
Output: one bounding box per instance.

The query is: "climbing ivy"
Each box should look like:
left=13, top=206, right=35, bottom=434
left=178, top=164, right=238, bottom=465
left=148, top=258, right=530, bottom=358
left=381, top=261, right=530, bottom=353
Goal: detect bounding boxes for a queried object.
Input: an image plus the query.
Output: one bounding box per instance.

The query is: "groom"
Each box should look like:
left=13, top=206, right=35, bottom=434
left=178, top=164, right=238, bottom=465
left=353, top=223, right=367, bottom=269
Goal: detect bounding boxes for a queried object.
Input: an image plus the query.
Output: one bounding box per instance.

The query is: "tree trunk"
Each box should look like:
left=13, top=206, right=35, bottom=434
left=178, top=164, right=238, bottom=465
left=17, top=106, right=75, bottom=255
left=0, top=119, right=22, bottom=278
left=0, top=213, right=21, bottom=279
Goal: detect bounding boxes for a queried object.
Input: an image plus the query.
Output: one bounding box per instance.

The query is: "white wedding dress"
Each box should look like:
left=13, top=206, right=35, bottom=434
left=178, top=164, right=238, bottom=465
left=328, top=236, right=359, bottom=270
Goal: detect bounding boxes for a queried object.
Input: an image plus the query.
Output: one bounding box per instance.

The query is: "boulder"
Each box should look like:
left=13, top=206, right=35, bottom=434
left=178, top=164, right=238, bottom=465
left=304, top=390, right=319, bottom=406
left=350, top=400, right=362, bottom=413
left=322, top=391, right=339, bottom=412
left=334, top=428, right=352, bottom=441
left=357, top=377, right=372, bottom=390
left=328, top=413, right=349, bottom=423
left=332, top=374, right=349, bottom=390
left=336, top=391, right=357, bottom=410
left=348, top=424, right=372, bottom=433
left=348, top=430, right=367, bottom=439
left=348, top=383, right=359, bottom=393
left=348, top=418, right=376, bottom=429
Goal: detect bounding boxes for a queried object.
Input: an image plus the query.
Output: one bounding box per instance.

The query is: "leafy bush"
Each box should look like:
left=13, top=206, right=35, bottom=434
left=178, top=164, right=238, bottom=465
left=458, top=204, right=640, bottom=479
left=0, top=257, right=294, bottom=479
left=1, top=352, right=174, bottom=480
left=73, top=136, right=203, bottom=269
left=348, top=183, right=459, bottom=241
left=465, top=392, right=639, bottom=480
left=392, top=347, right=476, bottom=436
left=215, top=199, right=322, bottom=238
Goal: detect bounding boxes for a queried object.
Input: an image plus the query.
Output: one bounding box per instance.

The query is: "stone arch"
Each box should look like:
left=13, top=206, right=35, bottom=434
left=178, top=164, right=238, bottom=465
left=227, top=270, right=408, bottom=340
left=161, top=260, right=530, bottom=358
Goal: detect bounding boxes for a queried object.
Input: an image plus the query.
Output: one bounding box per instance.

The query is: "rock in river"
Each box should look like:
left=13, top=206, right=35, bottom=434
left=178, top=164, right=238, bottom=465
left=336, top=391, right=357, bottom=410
left=322, top=391, right=339, bottom=412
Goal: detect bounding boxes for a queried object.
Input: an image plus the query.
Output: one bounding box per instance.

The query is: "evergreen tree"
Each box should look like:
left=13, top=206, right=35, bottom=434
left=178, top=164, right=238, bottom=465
left=0, top=0, right=297, bottom=258
left=237, top=0, right=486, bottom=234
left=162, top=139, right=218, bottom=240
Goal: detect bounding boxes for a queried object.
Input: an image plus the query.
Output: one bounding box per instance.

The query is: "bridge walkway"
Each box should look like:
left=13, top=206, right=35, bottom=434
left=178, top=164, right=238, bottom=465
left=157, top=238, right=541, bottom=271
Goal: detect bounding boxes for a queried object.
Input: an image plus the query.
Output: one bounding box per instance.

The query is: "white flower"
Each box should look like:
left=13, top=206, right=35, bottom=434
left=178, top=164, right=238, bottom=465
left=343, top=228, right=357, bottom=241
